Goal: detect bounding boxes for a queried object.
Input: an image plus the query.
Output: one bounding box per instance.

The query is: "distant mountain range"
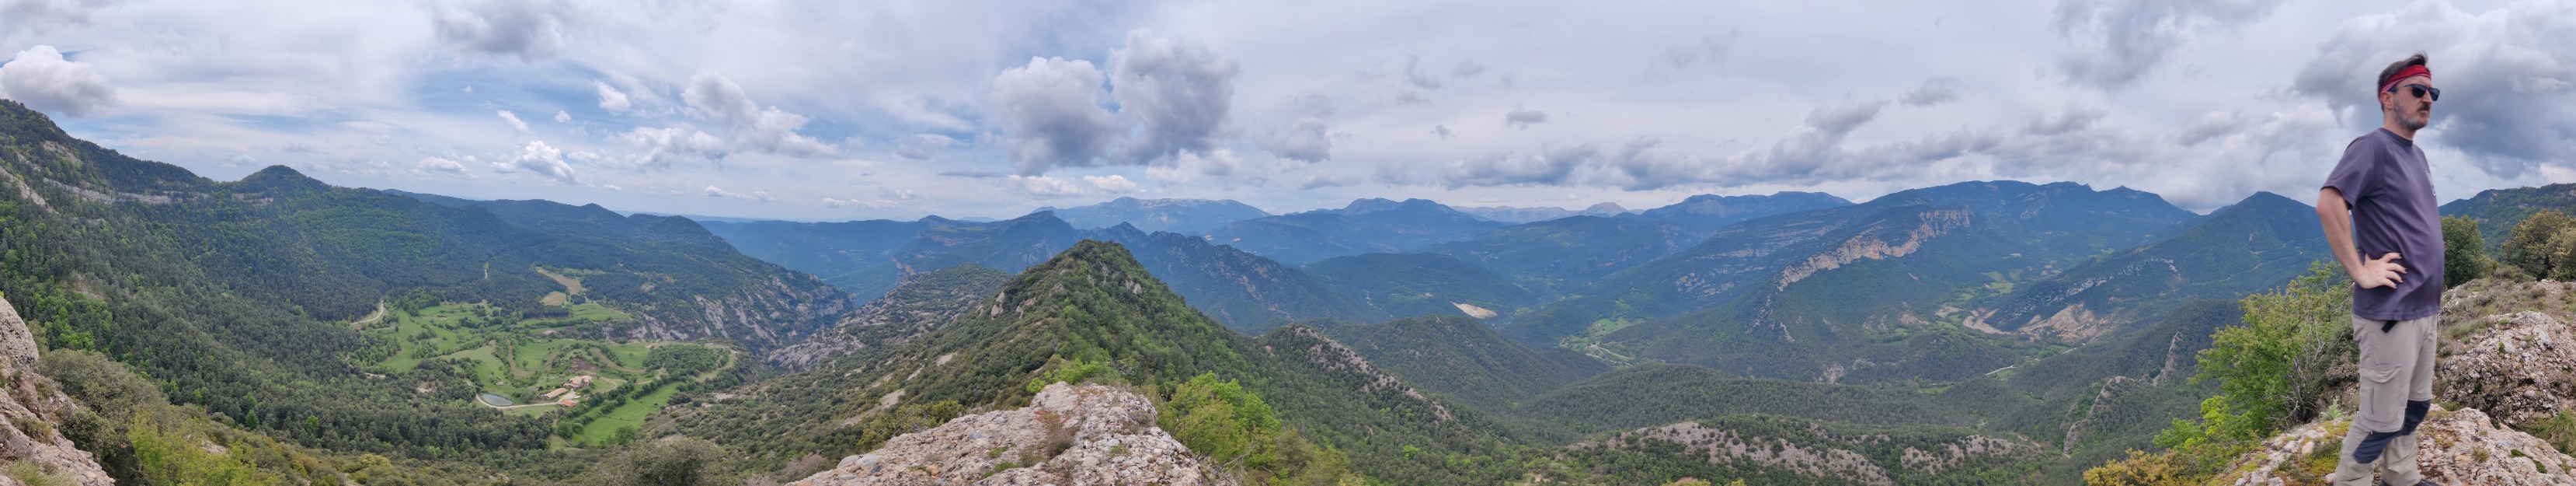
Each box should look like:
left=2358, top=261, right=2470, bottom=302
left=1453, top=202, right=1631, bottom=223
left=1037, top=196, right=1272, bottom=234
left=701, top=211, right=1377, bottom=332
left=1205, top=198, right=1511, bottom=264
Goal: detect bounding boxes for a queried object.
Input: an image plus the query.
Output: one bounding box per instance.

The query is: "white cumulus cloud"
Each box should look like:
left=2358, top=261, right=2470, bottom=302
left=0, top=45, right=117, bottom=117
left=594, top=80, right=632, bottom=113
left=498, top=110, right=529, bottom=131
left=991, top=57, right=1119, bottom=174
left=683, top=71, right=837, bottom=158
left=703, top=185, right=774, bottom=202
left=1110, top=30, right=1240, bottom=165
left=492, top=141, right=577, bottom=184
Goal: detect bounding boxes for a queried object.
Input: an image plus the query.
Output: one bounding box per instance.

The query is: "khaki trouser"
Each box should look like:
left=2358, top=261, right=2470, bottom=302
left=2331, top=313, right=2438, bottom=486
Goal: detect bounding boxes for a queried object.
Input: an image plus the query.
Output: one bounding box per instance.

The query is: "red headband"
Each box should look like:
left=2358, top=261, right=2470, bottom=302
left=2382, top=65, right=2432, bottom=92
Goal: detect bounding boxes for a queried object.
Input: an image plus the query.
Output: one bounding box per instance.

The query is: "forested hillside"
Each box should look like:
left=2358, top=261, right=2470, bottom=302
left=665, top=241, right=1532, bottom=484
left=0, top=100, right=849, bottom=483
left=1322, top=315, right=1605, bottom=411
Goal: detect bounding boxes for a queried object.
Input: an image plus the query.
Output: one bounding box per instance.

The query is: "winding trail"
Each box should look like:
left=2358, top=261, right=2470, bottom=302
left=347, top=300, right=388, bottom=330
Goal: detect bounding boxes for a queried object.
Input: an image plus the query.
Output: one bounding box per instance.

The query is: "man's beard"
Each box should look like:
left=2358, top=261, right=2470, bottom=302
left=2398, top=108, right=2430, bottom=131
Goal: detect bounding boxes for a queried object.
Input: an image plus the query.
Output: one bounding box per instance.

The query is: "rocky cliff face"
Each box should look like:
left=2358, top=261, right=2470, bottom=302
left=789, top=383, right=1235, bottom=486
left=0, top=297, right=113, bottom=486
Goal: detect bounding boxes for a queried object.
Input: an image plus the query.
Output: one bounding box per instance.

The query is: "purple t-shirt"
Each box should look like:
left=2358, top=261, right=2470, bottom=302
left=2323, top=128, right=2443, bottom=321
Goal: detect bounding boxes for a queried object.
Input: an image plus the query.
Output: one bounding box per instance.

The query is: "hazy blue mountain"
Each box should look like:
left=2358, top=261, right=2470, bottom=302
left=2438, top=182, right=2576, bottom=250
left=1453, top=202, right=1629, bottom=223
left=852, top=212, right=1093, bottom=298
left=696, top=218, right=928, bottom=287
left=1422, top=215, right=1701, bottom=295
left=1037, top=196, right=1272, bottom=234
left=1976, top=191, right=2326, bottom=341
left=1302, top=252, right=1538, bottom=319
left=1505, top=181, right=2198, bottom=383
left=1206, top=198, right=1509, bottom=264
left=1622, top=191, right=1855, bottom=234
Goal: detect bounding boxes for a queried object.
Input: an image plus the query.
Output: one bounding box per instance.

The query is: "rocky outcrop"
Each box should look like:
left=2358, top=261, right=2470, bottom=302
left=2219, top=406, right=2576, bottom=485
left=2438, top=310, right=2576, bottom=427
left=789, top=383, right=1235, bottom=486
left=1572, top=421, right=2031, bottom=486
left=0, top=297, right=113, bottom=486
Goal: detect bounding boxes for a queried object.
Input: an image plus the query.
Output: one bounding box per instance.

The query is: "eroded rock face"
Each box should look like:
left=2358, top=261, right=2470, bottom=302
left=2222, top=406, right=2576, bottom=485
left=0, top=297, right=113, bottom=486
left=2438, top=311, right=2576, bottom=428
left=789, top=383, right=1236, bottom=486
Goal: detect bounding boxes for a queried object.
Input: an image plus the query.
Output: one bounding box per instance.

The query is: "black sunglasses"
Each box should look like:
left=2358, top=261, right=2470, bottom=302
left=2388, top=83, right=2441, bottom=102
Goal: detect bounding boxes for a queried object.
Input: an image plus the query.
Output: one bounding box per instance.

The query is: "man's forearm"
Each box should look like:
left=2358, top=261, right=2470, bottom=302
left=2319, top=189, right=2364, bottom=278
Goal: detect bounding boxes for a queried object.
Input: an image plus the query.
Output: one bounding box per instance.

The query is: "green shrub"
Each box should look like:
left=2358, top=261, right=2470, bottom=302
left=1023, top=356, right=1122, bottom=393
left=2502, top=210, right=2572, bottom=278
left=127, top=414, right=267, bottom=486
left=2444, top=215, right=2494, bottom=288
left=1, top=460, right=71, bottom=486
left=2191, top=261, right=2354, bottom=442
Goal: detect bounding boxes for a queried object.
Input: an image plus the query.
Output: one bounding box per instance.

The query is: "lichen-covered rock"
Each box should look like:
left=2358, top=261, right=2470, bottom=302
left=788, top=383, right=1236, bottom=486
left=2219, top=406, right=2576, bottom=486
left=0, top=297, right=113, bottom=486
left=2438, top=311, right=2576, bottom=427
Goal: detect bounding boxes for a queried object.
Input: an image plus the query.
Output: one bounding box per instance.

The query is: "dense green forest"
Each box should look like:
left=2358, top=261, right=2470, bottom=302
left=0, top=100, right=832, bottom=484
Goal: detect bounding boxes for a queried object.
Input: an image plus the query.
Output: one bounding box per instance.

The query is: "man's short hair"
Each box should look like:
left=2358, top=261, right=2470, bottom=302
left=2377, top=52, right=2430, bottom=91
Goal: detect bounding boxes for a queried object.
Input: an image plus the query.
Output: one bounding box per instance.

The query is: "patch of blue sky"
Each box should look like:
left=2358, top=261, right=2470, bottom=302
left=220, top=112, right=351, bottom=135
left=405, top=63, right=612, bottom=123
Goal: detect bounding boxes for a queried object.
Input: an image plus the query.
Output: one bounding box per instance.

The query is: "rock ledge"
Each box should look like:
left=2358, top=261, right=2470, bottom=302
left=790, top=383, right=1235, bottom=486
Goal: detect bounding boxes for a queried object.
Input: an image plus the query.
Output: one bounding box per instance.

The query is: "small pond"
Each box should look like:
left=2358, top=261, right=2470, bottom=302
left=479, top=393, right=515, bottom=407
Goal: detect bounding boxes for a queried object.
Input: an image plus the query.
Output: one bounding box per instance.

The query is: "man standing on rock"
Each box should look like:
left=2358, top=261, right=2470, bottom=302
left=2318, top=52, right=2444, bottom=486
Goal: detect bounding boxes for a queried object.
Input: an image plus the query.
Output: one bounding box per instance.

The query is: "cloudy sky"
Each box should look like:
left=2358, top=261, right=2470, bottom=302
left=2, top=0, right=2569, bottom=220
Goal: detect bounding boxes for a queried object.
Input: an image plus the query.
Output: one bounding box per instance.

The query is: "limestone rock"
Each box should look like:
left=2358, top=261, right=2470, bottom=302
left=2220, top=406, right=2576, bottom=485
left=2438, top=311, right=2576, bottom=428
left=1571, top=421, right=2034, bottom=486
left=788, top=383, right=1236, bottom=486
left=0, top=297, right=113, bottom=486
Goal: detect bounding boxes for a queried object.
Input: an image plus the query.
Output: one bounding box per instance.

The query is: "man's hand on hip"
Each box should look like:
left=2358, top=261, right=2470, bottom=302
left=2353, top=252, right=2407, bottom=288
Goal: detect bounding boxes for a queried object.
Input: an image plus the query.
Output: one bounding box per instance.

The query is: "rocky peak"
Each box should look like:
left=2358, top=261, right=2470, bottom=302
left=2221, top=406, right=2576, bottom=485
left=0, top=297, right=113, bottom=486
left=789, top=383, right=1235, bottom=486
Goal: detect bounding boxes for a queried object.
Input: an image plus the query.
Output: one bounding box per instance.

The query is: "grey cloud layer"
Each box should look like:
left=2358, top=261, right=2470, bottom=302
left=2051, top=0, right=2288, bottom=89
left=2292, top=1, right=2576, bottom=179
left=6, top=0, right=2566, bottom=220
left=430, top=0, right=575, bottom=60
